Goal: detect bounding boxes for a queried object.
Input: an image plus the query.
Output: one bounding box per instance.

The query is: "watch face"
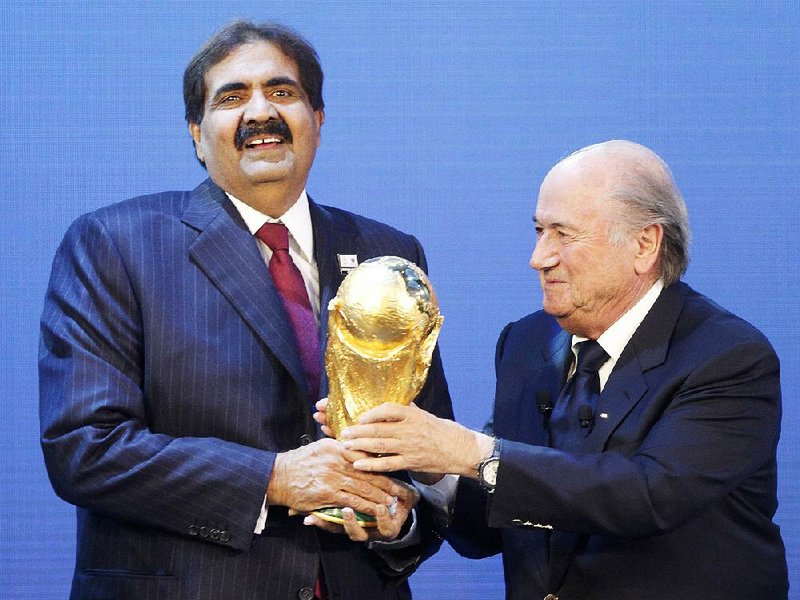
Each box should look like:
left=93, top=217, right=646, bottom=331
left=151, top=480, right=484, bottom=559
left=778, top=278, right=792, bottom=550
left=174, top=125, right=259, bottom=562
left=481, top=458, right=499, bottom=487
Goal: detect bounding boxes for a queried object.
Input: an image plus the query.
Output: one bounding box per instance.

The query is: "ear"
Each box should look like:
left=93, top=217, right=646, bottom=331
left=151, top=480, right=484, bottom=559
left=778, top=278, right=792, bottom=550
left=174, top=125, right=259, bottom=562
left=633, top=223, right=663, bottom=276
left=314, top=109, right=325, bottom=148
left=189, top=122, right=204, bottom=163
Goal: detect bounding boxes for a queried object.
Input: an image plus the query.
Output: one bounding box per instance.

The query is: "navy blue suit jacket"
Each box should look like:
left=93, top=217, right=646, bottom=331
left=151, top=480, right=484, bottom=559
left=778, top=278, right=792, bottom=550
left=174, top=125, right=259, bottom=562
left=448, top=282, right=787, bottom=599
left=39, top=179, right=453, bottom=600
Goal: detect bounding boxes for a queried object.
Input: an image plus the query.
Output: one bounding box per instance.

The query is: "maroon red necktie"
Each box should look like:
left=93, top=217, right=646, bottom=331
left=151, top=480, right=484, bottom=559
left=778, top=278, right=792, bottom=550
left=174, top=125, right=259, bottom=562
left=256, top=223, right=326, bottom=598
left=255, top=222, right=321, bottom=403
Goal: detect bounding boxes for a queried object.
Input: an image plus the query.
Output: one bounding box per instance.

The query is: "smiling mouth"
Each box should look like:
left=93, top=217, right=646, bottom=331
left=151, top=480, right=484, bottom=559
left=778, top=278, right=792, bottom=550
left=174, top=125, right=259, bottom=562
left=235, top=119, right=293, bottom=150
left=542, top=276, right=567, bottom=287
left=245, top=136, right=284, bottom=149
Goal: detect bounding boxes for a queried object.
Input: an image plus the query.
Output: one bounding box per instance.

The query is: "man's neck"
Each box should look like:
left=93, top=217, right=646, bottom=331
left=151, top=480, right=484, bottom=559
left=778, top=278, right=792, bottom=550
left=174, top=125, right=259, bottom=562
left=223, top=181, right=305, bottom=219
left=560, top=276, right=660, bottom=340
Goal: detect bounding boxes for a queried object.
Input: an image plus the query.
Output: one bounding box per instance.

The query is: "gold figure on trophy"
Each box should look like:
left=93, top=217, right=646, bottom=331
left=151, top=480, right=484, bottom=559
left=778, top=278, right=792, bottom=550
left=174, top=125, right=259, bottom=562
left=313, top=256, right=443, bottom=526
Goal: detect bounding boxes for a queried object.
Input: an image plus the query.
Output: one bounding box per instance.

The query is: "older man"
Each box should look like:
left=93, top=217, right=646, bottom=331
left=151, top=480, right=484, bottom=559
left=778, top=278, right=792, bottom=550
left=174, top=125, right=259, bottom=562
left=39, top=20, right=452, bottom=600
left=339, top=141, right=788, bottom=599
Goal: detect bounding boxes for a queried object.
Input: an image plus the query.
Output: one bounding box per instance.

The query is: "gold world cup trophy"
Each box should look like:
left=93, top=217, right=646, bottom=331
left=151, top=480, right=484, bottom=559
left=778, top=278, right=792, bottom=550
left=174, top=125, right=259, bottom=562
left=312, top=256, right=443, bottom=527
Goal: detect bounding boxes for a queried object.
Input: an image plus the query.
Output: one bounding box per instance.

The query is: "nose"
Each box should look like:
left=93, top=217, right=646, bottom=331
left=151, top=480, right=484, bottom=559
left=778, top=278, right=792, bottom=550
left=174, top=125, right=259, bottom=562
left=530, top=232, right=558, bottom=271
left=244, top=90, right=279, bottom=122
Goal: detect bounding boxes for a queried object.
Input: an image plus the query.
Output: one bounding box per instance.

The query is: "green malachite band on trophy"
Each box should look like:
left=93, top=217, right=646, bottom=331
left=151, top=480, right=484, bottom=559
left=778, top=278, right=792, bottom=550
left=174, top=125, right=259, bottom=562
left=312, top=507, right=378, bottom=527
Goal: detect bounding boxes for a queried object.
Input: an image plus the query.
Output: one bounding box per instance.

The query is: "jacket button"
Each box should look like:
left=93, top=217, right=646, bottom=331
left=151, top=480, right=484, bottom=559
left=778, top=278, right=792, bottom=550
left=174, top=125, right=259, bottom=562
left=219, top=530, right=231, bottom=542
left=298, top=587, right=314, bottom=600
left=188, top=525, right=199, bottom=536
left=544, top=595, right=560, bottom=600
left=299, top=434, right=313, bottom=446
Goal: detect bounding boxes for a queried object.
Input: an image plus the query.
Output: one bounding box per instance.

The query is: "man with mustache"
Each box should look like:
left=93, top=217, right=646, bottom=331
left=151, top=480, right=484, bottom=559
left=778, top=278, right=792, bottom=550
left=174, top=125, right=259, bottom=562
left=336, top=140, right=788, bottom=599
left=39, top=20, right=452, bottom=600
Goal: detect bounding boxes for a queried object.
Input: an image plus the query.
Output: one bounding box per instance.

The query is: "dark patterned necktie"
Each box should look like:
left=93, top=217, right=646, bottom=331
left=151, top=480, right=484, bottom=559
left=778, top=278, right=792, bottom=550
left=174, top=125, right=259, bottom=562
left=255, top=222, right=320, bottom=403
left=549, top=340, right=608, bottom=451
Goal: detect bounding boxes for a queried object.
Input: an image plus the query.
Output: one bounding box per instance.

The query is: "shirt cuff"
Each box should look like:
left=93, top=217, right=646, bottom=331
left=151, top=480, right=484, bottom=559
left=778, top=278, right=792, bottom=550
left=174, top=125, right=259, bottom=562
left=254, top=495, right=268, bottom=534
left=367, top=507, right=420, bottom=551
left=414, top=473, right=459, bottom=526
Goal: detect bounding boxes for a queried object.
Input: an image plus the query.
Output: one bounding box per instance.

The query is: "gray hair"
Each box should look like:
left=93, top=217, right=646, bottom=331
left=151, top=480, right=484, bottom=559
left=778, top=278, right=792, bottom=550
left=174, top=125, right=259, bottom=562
left=562, top=141, right=691, bottom=286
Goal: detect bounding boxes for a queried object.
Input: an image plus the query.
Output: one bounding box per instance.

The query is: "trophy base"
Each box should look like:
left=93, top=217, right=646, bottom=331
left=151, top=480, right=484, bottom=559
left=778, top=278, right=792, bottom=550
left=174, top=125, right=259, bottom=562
left=311, top=507, right=378, bottom=528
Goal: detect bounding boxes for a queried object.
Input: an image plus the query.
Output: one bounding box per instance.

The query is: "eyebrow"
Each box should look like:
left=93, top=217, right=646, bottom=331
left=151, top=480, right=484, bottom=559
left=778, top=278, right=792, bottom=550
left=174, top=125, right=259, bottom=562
left=211, top=82, right=249, bottom=99
left=264, top=76, right=300, bottom=89
left=533, top=216, right=573, bottom=230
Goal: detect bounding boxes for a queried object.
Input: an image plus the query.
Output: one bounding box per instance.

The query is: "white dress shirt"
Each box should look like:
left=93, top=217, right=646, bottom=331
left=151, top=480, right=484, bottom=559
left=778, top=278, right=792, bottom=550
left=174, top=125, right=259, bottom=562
left=228, top=191, right=320, bottom=323
left=570, top=279, right=664, bottom=391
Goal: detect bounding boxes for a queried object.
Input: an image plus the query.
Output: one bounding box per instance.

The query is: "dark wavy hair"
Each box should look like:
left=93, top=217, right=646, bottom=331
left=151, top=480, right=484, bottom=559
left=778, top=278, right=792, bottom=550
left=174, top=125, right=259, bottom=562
left=183, top=20, right=324, bottom=125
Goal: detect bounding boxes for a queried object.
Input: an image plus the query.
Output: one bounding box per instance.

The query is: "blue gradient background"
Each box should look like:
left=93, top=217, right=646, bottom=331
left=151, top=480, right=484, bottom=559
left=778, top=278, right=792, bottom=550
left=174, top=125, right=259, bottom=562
left=2, top=2, right=797, bottom=598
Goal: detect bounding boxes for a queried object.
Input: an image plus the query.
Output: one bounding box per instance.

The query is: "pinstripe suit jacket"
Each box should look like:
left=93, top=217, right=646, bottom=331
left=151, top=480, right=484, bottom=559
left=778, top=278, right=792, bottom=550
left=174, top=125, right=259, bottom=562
left=39, top=179, right=453, bottom=600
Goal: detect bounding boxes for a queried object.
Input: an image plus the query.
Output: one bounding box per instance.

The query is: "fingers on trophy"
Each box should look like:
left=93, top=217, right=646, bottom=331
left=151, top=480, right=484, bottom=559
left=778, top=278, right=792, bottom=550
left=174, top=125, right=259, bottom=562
left=312, top=256, right=443, bottom=527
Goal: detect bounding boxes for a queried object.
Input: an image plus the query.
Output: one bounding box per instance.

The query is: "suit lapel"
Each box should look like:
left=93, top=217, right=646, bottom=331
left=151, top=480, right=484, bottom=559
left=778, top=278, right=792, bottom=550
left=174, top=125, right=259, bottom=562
left=495, top=323, right=568, bottom=446
left=310, top=200, right=360, bottom=396
left=180, top=180, right=308, bottom=399
left=549, top=284, right=687, bottom=591
left=544, top=330, right=584, bottom=590
left=537, top=330, right=571, bottom=445
left=589, top=282, right=687, bottom=453
left=545, top=330, right=572, bottom=387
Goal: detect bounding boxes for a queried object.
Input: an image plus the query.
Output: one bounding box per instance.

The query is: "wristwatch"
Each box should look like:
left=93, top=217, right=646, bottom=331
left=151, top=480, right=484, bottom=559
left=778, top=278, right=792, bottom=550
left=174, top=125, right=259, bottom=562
left=477, top=438, right=501, bottom=493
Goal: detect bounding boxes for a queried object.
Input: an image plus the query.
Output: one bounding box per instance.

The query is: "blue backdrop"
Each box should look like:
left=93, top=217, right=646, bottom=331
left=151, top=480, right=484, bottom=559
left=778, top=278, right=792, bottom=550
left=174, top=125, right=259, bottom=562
left=2, top=1, right=797, bottom=598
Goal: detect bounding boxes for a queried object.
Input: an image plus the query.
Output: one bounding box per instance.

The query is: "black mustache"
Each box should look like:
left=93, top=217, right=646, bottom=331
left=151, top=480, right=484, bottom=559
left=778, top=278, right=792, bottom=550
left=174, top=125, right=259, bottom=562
left=235, top=120, right=292, bottom=150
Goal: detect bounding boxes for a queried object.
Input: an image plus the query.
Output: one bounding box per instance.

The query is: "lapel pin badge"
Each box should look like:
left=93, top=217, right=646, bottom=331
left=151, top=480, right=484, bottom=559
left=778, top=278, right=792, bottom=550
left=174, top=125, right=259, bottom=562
left=337, top=254, right=358, bottom=274
left=599, top=413, right=609, bottom=419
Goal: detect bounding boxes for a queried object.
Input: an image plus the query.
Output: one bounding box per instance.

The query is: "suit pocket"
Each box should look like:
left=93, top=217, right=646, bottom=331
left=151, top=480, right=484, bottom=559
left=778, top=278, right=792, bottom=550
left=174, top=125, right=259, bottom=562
left=75, top=569, right=179, bottom=600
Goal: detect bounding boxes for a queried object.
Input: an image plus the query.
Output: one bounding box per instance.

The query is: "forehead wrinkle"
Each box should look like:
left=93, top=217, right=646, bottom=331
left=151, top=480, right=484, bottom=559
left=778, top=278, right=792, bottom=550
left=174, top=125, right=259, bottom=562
left=534, top=210, right=580, bottom=232
left=205, top=41, right=302, bottom=95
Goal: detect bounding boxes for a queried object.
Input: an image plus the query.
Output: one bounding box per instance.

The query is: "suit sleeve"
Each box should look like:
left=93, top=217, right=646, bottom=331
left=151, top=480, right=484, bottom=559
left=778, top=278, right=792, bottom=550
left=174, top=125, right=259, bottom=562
left=39, top=213, right=272, bottom=552
left=487, top=333, right=782, bottom=538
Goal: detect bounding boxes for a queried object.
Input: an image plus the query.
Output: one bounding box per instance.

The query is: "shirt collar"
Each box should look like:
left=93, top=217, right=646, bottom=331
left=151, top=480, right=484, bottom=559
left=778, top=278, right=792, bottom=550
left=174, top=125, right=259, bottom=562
left=226, top=190, right=315, bottom=263
left=572, top=279, right=664, bottom=362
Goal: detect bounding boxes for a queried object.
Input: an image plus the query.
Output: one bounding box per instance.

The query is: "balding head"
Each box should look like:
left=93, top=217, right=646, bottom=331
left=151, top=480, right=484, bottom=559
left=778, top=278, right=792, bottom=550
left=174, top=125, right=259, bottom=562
left=531, top=140, right=691, bottom=337
left=548, top=140, right=690, bottom=285
left=558, top=140, right=669, bottom=178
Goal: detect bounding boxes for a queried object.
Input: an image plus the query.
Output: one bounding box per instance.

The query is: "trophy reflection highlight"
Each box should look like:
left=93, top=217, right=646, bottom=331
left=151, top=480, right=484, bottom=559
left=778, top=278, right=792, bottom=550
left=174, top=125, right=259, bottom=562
left=312, top=256, right=443, bottom=527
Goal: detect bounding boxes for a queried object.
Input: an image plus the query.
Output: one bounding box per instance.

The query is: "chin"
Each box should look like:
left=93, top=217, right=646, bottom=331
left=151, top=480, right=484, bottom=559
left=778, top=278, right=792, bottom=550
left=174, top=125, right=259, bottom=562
left=242, top=157, right=295, bottom=180
left=545, top=304, right=578, bottom=326
left=542, top=297, right=567, bottom=316
left=247, top=168, right=290, bottom=182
